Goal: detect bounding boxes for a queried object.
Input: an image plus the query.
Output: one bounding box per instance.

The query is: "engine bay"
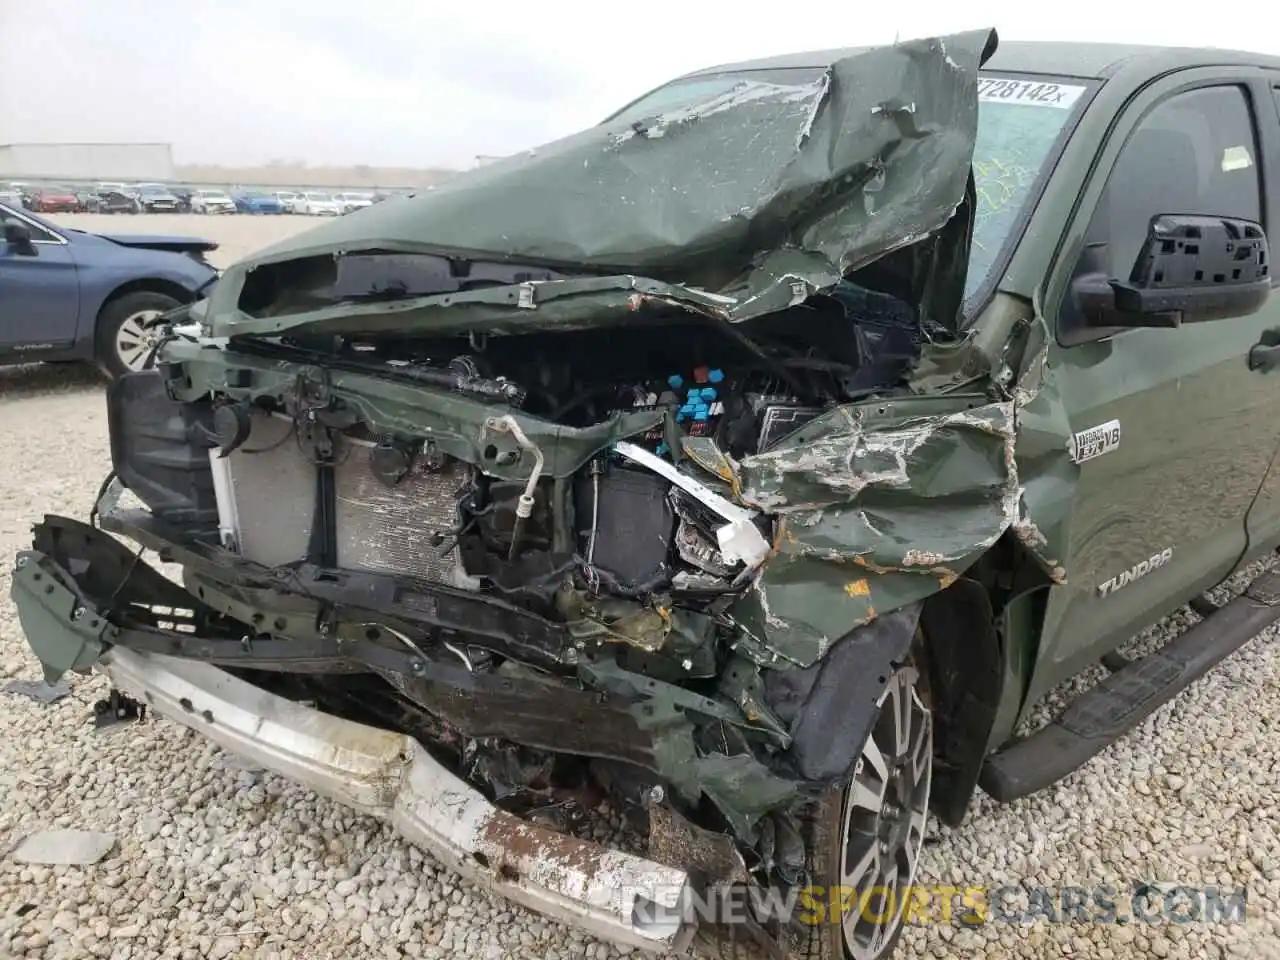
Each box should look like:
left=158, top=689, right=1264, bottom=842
left=206, top=361, right=816, bottom=616
left=242, top=277, right=922, bottom=429
left=85, top=236, right=990, bottom=886
left=192, top=280, right=923, bottom=621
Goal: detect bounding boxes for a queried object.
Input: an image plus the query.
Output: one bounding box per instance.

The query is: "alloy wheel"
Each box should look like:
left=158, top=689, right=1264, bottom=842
left=838, top=667, right=932, bottom=960
left=114, top=310, right=164, bottom=372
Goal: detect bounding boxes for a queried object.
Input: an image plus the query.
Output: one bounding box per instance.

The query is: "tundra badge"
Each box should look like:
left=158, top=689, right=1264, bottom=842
left=1097, top=547, right=1174, bottom=597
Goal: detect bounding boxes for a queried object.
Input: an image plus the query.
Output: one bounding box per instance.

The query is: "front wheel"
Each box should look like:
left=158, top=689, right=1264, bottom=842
left=828, top=665, right=931, bottom=959
left=95, top=290, right=182, bottom=379
left=699, top=664, right=933, bottom=960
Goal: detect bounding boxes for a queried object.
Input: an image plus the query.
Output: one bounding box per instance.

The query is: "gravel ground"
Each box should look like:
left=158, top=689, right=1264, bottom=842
left=1, top=214, right=1278, bottom=959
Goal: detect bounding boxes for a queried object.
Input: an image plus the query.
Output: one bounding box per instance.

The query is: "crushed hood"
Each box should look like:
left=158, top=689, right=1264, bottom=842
left=207, top=28, right=997, bottom=340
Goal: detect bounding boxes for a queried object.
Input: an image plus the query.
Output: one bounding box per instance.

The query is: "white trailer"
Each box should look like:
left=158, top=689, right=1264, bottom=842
left=0, top=142, right=176, bottom=182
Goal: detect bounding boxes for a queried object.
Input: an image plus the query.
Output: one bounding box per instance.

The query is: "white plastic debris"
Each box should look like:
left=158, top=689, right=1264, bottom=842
left=12, top=829, right=117, bottom=865
left=614, top=440, right=770, bottom=569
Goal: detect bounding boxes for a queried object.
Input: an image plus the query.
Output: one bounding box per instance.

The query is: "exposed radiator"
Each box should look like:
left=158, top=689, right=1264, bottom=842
left=216, top=415, right=313, bottom=567
left=332, top=441, right=470, bottom=584
left=212, top=414, right=470, bottom=584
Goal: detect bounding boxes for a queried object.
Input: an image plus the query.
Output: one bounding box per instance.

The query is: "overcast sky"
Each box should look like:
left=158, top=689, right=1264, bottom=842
left=1, top=0, right=1275, bottom=170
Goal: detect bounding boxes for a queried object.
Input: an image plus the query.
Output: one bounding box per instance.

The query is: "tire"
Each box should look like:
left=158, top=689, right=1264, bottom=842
left=94, top=290, right=182, bottom=379
left=696, top=663, right=932, bottom=960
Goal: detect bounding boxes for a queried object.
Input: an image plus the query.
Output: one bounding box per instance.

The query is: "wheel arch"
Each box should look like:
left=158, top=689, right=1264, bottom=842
left=917, top=532, right=1059, bottom=825
left=917, top=578, right=1003, bottom=826
left=97, top=277, right=198, bottom=320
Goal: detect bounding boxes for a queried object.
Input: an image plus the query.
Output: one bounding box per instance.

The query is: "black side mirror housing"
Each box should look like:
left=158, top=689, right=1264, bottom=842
left=1073, top=214, right=1270, bottom=328
left=3, top=221, right=37, bottom=256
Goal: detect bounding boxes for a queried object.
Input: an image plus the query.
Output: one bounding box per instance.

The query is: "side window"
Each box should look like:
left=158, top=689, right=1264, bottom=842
left=0, top=207, right=58, bottom=243
left=1090, top=85, right=1261, bottom=280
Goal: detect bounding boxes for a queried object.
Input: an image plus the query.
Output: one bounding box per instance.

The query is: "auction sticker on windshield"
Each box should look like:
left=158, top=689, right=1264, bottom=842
left=978, top=76, right=1086, bottom=109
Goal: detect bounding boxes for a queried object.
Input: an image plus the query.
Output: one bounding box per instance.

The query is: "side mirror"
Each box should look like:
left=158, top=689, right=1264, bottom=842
left=1073, top=214, right=1270, bottom=328
left=3, top=221, right=36, bottom=256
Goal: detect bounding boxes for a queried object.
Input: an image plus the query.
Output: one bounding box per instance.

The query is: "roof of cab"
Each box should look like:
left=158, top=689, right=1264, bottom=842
left=679, top=39, right=1280, bottom=83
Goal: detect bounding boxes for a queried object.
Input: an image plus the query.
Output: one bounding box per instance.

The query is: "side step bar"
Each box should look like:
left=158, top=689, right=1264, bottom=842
left=980, top=568, right=1280, bottom=803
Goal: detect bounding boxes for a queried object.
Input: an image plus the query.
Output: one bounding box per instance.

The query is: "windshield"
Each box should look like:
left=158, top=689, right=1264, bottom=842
left=609, top=68, right=1088, bottom=300
left=307, top=193, right=332, bottom=201
left=139, top=184, right=169, bottom=195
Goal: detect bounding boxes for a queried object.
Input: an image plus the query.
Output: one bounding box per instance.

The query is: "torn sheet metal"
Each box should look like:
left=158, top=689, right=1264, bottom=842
left=712, top=309, right=1077, bottom=667
left=207, top=29, right=995, bottom=340
left=730, top=395, right=1021, bottom=667
left=1007, top=318, right=1078, bottom=584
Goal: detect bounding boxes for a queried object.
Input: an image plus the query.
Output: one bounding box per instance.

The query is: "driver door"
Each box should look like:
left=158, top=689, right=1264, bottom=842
left=0, top=205, right=80, bottom=352
left=1022, top=73, right=1280, bottom=712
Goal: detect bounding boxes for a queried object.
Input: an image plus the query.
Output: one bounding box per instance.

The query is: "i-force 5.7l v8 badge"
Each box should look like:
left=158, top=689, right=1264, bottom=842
left=1069, top=419, right=1122, bottom=464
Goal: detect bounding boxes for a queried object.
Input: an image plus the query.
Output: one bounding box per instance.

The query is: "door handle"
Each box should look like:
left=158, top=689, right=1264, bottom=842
left=1249, top=328, right=1280, bottom=372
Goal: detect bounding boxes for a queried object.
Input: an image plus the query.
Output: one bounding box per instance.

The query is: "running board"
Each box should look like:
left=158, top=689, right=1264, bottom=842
left=980, top=568, right=1280, bottom=803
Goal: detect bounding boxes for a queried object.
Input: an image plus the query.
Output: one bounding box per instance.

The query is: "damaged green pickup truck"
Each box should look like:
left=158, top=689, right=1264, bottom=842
left=13, top=28, right=1280, bottom=960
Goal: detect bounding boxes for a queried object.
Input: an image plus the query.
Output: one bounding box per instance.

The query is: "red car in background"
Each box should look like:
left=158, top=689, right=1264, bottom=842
left=28, top=187, right=81, bottom=213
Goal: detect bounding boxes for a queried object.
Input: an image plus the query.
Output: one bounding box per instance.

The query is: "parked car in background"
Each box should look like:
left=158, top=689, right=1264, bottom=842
left=170, top=188, right=195, bottom=213
left=27, top=186, right=82, bottom=213
left=296, top=191, right=343, bottom=215
left=0, top=184, right=26, bottom=207
left=334, top=191, right=374, bottom=214
left=273, top=191, right=301, bottom=211
left=232, top=191, right=285, bottom=214
left=7, top=182, right=36, bottom=208
left=0, top=200, right=218, bottom=377
left=85, top=190, right=142, bottom=215
left=93, top=182, right=129, bottom=196
left=135, top=183, right=181, bottom=213
left=190, top=189, right=236, bottom=215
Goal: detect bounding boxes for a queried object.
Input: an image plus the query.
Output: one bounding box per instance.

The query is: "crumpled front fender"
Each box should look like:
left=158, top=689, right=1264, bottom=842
left=721, top=311, right=1077, bottom=671
left=729, top=394, right=1019, bottom=668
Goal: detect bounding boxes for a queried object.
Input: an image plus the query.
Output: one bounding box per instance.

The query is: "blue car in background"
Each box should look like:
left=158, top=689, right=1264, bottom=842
left=0, top=202, right=219, bottom=378
left=232, top=191, right=285, bottom=214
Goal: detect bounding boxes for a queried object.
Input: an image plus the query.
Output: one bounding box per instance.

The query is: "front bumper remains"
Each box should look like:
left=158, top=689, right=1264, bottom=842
left=11, top=467, right=920, bottom=953
left=100, top=647, right=692, bottom=952
left=9, top=509, right=700, bottom=952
